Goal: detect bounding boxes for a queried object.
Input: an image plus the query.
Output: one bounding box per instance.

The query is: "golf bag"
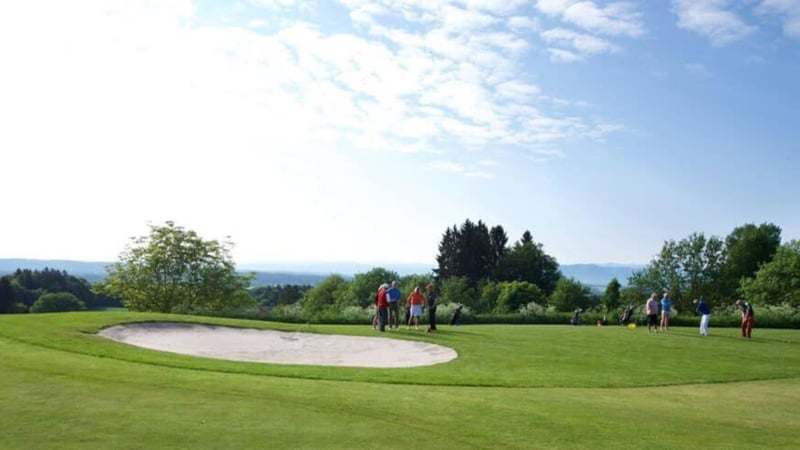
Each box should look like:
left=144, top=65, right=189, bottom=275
left=619, top=306, right=634, bottom=326
left=571, top=308, right=582, bottom=326
left=449, top=305, right=463, bottom=326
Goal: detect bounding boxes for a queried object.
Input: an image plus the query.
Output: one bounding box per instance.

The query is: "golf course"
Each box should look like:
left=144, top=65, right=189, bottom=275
left=2, top=311, right=798, bottom=449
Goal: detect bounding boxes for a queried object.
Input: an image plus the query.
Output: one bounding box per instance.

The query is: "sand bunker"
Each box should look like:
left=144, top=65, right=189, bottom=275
left=98, top=322, right=457, bottom=368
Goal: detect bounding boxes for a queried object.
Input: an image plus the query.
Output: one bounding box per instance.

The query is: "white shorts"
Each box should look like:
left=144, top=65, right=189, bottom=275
left=410, top=305, right=422, bottom=317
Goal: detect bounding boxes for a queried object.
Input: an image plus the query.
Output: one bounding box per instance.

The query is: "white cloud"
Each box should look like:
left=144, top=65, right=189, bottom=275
left=756, top=0, right=800, bottom=39
left=535, top=0, right=580, bottom=17
left=548, top=46, right=583, bottom=62
left=508, top=15, right=541, bottom=32
left=671, top=0, right=757, bottom=46
left=562, top=1, right=644, bottom=37
left=534, top=1, right=642, bottom=60
left=541, top=27, right=618, bottom=58
left=0, top=0, right=624, bottom=256
left=536, top=1, right=644, bottom=36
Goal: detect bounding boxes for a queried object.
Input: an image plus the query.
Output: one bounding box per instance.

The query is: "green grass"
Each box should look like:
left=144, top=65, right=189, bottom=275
left=1, top=312, right=799, bottom=449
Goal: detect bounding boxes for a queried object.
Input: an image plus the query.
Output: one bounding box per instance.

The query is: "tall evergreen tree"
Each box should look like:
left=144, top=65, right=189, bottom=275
left=434, top=225, right=460, bottom=281
left=488, top=225, right=508, bottom=272
left=434, top=219, right=495, bottom=286
left=0, top=277, right=16, bottom=313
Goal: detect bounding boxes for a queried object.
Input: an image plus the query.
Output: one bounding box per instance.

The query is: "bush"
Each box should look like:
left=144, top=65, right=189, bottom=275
left=29, top=293, right=86, bottom=313
left=518, top=302, right=546, bottom=317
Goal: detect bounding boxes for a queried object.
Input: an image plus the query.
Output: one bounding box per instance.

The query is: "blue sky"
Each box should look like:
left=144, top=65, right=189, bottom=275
left=0, top=0, right=798, bottom=268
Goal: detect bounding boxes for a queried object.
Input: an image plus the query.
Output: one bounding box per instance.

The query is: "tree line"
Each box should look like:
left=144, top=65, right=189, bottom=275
left=623, top=223, right=798, bottom=314
left=0, top=268, right=122, bottom=313
left=2, top=220, right=797, bottom=323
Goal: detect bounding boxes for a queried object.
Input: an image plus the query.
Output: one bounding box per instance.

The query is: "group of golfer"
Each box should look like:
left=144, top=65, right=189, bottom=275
left=373, top=281, right=438, bottom=333
left=643, top=291, right=755, bottom=338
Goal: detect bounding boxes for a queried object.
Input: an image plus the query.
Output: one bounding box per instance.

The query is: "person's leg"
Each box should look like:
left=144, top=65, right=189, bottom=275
left=430, top=307, right=437, bottom=330
left=379, top=307, right=387, bottom=331
left=745, top=316, right=753, bottom=338
left=388, top=303, right=396, bottom=329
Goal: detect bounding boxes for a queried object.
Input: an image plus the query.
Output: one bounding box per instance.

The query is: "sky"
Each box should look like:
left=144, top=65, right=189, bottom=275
left=1, top=0, right=799, bottom=269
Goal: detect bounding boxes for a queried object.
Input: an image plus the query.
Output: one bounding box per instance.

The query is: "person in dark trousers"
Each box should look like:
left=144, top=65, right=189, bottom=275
left=376, top=284, right=389, bottom=332
left=736, top=299, right=754, bottom=338
left=425, top=284, right=438, bottom=333
left=645, top=293, right=659, bottom=333
left=385, top=281, right=401, bottom=330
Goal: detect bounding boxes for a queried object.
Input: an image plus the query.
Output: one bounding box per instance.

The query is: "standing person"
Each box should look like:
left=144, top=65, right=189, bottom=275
left=385, top=281, right=401, bottom=330
left=736, top=299, right=754, bottom=338
left=425, top=284, right=438, bottom=333
left=693, top=297, right=711, bottom=336
left=645, top=293, right=659, bottom=333
left=406, top=287, right=425, bottom=330
left=375, top=284, right=389, bottom=332
left=660, top=290, right=672, bottom=332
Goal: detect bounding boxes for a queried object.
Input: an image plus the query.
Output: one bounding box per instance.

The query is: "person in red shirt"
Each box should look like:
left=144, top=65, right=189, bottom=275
left=375, top=283, right=389, bottom=332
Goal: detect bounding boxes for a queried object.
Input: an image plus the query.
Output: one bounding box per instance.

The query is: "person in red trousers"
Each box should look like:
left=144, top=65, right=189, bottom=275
left=736, top=299, right=754, bottom=338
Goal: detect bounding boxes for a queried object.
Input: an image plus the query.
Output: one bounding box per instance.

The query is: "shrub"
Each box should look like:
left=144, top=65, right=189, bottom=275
left=29, top=292, right=86, bottom=313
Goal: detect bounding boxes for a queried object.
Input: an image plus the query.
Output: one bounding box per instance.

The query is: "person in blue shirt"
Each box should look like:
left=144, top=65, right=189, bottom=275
left=660, top=291, right=672, bottom=332
left=385, top=281, right=401, bottom=330
left=693, top=297, right=711, bottom=336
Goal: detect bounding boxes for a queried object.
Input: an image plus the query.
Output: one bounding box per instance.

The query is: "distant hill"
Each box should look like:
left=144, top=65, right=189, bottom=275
left=239, top=261, right=435, bottom=276
left=0, top=259, right=643, bottom=288
left=560, top=263, right=643, bottom=288
left=0, top=259, right=110, bottom=283
left=0, top=259, right=333, bottom=287
left=249, top=271, right=331, bottom=286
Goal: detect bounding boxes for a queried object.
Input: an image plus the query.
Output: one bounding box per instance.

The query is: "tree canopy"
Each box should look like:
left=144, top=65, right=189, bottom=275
left=98, top=222, right=254, bottom=313
left=740, top=240, right=800, bottom=307
left=435, top=219, right=561, bottom=294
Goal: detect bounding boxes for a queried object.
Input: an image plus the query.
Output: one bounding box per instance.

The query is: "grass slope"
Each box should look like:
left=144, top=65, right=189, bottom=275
left=1, top=312, right=799, bottom=449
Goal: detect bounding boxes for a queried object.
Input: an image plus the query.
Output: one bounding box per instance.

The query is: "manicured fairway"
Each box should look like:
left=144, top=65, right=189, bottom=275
left=1, top=312, right=798, bottom=449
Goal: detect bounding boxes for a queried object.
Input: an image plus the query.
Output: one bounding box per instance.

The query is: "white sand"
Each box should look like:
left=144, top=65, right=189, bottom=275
left=98, top=322, right=457, bottom=368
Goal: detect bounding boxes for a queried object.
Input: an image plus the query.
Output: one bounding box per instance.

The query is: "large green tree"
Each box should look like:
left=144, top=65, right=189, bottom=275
left=549, top=277, right=593, bottom=312
left=438, top=276, right=476, bottom=309
left=301, top=275, right=348, bottom=317
left=740, top=240, right=800, bottom=307
left=723, top=222, right=782, bottom=297
left=99, top=222, right=254, bottom=313
left=601, top=278, right=621, bottom=312
left=337, top=267, right=399, bottom=308
left=494, top=281, right=545, bottom=314
left=494, top=231, right=561, bottom=295
left=628, top=232, right=725, bottom=311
